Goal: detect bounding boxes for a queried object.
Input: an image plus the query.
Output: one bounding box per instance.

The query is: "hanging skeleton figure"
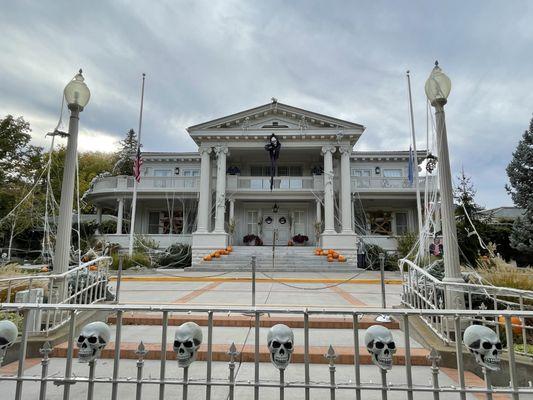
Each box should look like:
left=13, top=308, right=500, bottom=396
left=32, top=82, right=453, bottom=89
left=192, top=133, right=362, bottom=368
left=265, top=133, right=281, bottom=190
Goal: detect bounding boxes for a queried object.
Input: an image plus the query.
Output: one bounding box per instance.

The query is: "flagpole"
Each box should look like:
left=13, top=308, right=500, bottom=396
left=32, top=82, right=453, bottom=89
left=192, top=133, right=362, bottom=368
left=406, top=71, right=424, bottom=243
left=128, top=73, right=146, bottom=257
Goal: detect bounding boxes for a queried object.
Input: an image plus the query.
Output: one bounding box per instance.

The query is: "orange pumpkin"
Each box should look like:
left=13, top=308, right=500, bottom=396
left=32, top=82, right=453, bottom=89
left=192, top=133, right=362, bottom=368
left=214, top=251, right=221, bottom=258
left=226, top=246, right=233, bottom=252
left=316, top=248, right=322, bottom=253
left=327, top=249, right=334, bottom=255
left=89, top=265, right=98, bottom=271
left=498, top=316, right=522, bottom=334
left=327, top=257, right=334, bottom=262
left=338, top=256, right=346, bottom=262
left=332, top=252, right=339, bottom=259
left=203, top=255, right=212, bottom=261
left=315, top=250, right=321, bottom=256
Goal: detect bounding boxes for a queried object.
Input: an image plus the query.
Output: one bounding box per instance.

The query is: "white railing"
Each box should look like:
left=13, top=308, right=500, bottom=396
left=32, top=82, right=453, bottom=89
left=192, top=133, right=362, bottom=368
left=97, top=234, right=192, bottom=248
left=235, top=176, right=317, bottom=190
left=0, top=304, right=532, bottom=400
left=91, top=176, right=200, bottom=193
left=0, top=257, right=111, bottom=335
left=400, top=258, right=533, bottom=357
left=352, top=176, right=436, bottom=191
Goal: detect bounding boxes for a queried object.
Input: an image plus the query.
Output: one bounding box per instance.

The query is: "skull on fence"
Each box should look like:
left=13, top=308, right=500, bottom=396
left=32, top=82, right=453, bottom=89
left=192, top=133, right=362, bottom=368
left=463, top=325, right=502, bottom=371
left=0, top=320, right=18, bottom=355
left=267, top=324, right=294, bottom=370
left=173, top=322, right=203, bottom=368
left=76, top=321, right=111, bottom=363
left=364, top=325, right=396, bottom=370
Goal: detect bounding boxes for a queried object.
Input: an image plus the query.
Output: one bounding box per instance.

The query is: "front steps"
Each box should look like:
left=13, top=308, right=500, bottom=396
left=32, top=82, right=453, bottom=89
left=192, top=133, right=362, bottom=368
left=190, top=246, right=358, bottom=271
left=51, top=313, right=430, bottom=366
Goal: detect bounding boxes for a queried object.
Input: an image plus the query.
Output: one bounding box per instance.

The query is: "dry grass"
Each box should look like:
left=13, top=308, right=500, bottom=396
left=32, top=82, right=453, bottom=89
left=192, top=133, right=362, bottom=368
left=0, top=263, right=49, bottom=302
left=477, top=258, right=533, bottom=291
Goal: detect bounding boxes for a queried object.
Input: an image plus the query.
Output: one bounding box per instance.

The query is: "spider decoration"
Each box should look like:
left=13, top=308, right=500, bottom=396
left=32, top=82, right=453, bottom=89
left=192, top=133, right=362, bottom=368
left=264, top=133, right=281, bottom=191
left=425, top=153, right=438, bottom=174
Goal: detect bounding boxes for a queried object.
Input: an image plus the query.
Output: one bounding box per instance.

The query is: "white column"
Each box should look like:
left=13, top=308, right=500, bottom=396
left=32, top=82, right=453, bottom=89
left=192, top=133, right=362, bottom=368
left=195, top=146, right=212, bottom=233
left=229, top=199, right=235, bottom=221
left=321, top=145, right=336, bottom=233
left=315, top=199, right=322, bottom=224
left=214, top=145, right=229, bottom=233
left=339, top=146, right=354, bottom=233
left=339, top=146, right=353, bottom=233
left=95, top=207, right=102, bottom=235
left=182, top=200, right=188, bottom=234
left=116, top=198, right=124, bottom=234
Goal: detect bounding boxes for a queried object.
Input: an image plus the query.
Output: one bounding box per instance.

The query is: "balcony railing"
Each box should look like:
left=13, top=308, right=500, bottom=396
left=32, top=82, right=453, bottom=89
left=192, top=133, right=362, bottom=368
left=230, top=176, right=321, bottom=191
left=352, top=176, right=437, bottom=191
left=90, top=176, right=200, bottom=194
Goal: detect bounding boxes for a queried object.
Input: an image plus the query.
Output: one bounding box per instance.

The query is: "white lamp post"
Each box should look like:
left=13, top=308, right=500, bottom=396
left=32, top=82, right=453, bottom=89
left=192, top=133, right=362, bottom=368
left=425, top=62, right=464, bottom=309
left=54, top=70, right=90, bottom=280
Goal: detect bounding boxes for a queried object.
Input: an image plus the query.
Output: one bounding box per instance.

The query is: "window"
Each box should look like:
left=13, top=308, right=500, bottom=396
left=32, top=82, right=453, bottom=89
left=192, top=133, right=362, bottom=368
left=246, top=211, right=259, bottom=235
left=182, top=169, right=200, bottom=177
left=368, top=210, right=392, bottom=235
left=351, top=169, right=371, bottom=177
left=383, top=169, right=402, bottom=178
left=293, top=210, right=306, bottom=234
left=154, top=169, right=172, bottom=177
left=148, top=212, right=161, bottom=234
left=251, top=165, right=301, bottom=176
left=395, top=212, right=409, bottom=235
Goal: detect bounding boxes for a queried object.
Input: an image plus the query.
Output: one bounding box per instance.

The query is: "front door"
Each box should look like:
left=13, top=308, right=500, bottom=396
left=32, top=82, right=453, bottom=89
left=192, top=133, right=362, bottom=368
left=262, top=211, right=290, bottom=245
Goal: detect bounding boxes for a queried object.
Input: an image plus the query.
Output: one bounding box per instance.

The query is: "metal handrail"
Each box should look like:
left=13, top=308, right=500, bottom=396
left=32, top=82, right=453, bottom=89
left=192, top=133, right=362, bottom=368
left=0, top=256, right=112, bottom=284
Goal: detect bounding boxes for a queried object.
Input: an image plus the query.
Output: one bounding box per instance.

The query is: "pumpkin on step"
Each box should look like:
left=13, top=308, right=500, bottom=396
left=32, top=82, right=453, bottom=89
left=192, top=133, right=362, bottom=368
left=338, top=255, right=346, bottom=262
left=226, top=246, right=233, bottom=252
left=327, top=256, right=333, bottom=262
left=214, top=251, right=221, bottom=258
left=332, top=252, right=339, bottom=259
left=203, top=255, right=212, bottom=261
left=315, top=249, right=322, bottom=256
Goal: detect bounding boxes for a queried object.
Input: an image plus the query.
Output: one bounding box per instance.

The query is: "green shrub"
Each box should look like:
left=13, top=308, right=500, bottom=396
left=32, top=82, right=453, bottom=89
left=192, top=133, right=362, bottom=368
left=111, top=251, right=151, bottom=270
left=99, top=219, right=117, bottom=234
left=156, top=244, right=191, bottom=269
left=397, top=232, right=418, bottom=260
left=364, top=244, right=398, bottom=271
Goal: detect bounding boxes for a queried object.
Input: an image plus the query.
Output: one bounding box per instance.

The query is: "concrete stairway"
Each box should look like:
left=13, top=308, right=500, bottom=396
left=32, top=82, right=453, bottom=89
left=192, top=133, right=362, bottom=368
left=190, top=246, right=358, bottom=272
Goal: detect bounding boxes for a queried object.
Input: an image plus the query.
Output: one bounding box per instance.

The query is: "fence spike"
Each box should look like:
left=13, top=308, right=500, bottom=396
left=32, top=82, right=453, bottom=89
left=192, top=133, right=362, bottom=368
left=135, top=341, right=148, bottom=359
left=325, top=345, right=337, bottom=365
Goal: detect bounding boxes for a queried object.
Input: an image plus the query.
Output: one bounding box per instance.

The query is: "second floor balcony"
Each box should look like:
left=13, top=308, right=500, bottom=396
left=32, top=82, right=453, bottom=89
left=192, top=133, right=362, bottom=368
left=87, top=174, right=435, bottom=197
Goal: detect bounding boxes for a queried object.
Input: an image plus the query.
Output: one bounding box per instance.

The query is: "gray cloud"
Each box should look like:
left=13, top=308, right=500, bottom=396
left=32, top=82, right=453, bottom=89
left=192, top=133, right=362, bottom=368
left=1, top=0, right=532, bottom=208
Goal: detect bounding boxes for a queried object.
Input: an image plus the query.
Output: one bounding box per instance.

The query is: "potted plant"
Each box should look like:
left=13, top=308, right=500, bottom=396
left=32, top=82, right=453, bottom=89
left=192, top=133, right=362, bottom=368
left=292, top=234, right=309, bottom=246
left=287, top=240, right=294, bottom=246
left=311, top=166, right=323, bottom=175
left=243, top=234, right=256, bottom=246
left=227, top=166, right=241, bottom=175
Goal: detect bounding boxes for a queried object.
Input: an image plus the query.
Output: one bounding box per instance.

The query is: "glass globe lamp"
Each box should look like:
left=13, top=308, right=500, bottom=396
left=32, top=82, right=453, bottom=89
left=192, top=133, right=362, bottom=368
left=64, top=69, right=90, bottom=109
left=425, top=61, right=451, bottom=107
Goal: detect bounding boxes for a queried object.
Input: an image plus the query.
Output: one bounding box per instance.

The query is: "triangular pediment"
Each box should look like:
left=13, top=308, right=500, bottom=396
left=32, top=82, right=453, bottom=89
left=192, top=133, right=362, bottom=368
left=187, top=101, right=364, bottom=132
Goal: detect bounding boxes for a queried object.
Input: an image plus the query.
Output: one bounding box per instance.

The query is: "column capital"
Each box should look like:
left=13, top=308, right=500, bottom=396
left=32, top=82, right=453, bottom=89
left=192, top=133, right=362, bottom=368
left=321, top=144, right=336, bottom=155
left=338, top=145, right=352, bottom=156
left=214, top=145, right=229, bottom=156
left=198, top=146, right=212, bottom=156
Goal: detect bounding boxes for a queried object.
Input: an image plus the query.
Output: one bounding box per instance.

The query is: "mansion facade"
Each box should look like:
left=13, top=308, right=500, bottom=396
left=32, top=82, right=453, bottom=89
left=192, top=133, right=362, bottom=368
left=85, top=101, right=433, bottom=264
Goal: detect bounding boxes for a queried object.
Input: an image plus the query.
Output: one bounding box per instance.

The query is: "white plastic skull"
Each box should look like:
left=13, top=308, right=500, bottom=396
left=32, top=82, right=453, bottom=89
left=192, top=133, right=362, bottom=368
left=267, top=324, right=294, bottom=370
left=0, top=320, right=18, bottom=354
left=463, top=325, right=502, bottom=371
left=76, top=321, right=111, bottom=363
left=173, top=322, right=203, bottom=368
left=364, top=325, right=396, bottom=370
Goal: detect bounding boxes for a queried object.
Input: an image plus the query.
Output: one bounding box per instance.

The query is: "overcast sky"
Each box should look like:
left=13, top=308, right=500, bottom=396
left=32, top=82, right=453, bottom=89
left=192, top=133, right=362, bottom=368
left=1, top=0, right=532, bottom=208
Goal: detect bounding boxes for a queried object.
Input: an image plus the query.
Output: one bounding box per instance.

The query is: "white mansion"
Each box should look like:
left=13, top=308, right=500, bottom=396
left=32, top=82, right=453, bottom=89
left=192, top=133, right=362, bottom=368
left=85, top=101, right=431, bottom=265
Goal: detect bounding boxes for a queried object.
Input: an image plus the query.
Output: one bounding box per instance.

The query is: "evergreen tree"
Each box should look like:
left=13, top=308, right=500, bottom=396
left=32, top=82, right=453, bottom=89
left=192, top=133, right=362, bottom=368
left=113, top=129, right=138, bottom=175
left=454, top=169, right=485, bottom=265
left=509, top=212, right=533, bottom=256
left=506, top=116, right=533, bottom=209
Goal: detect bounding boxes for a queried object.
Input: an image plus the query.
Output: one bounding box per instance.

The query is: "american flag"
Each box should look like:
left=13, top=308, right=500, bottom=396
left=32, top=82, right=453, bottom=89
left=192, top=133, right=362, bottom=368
left=133, top=147, right=143, bottom=183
